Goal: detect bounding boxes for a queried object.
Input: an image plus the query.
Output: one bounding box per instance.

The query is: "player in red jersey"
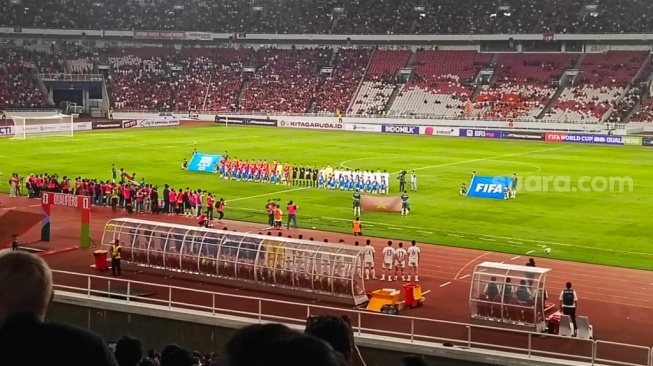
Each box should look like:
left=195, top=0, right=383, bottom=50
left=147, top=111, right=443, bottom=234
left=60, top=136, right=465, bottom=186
left=284, top=162, right=291, bottom=186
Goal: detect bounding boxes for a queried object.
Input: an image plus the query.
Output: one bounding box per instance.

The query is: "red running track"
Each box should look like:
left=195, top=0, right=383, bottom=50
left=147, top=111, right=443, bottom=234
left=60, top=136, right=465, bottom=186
left=2, top=194, right=652, bottom=365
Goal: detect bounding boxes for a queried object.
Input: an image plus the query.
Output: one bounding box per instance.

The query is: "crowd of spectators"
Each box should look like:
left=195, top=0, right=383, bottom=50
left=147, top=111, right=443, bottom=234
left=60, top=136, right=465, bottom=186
left=239, top=47, right=331, bottom=113
left=389, top=50, right=491, bottom=118
left=477, top=53, right=576, bottom=120
left=0, top=48, right=49, bottom=109
left=606, top=86, right=642, bottom=123
left=350, top=50, right=410, bottom=115
left=5, top=0, right=653, bottom=34
left=0, top=250, right=431, bottom=366
left=630, top=96, right=653, bottom=123
left=314, top=48, right=372, bottom=113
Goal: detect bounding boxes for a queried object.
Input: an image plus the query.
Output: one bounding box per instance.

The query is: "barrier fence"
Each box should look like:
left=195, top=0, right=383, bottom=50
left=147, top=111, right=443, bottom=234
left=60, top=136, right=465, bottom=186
left=51, top=270, right=652, bottom=366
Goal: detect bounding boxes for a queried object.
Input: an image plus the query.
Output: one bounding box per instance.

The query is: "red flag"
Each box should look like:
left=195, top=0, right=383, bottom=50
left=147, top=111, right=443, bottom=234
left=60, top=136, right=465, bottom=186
left=361, top=195, right=403, bottom=213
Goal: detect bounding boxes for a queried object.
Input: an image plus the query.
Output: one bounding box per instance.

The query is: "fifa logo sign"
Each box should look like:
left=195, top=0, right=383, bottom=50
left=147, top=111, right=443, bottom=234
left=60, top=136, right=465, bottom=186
left=474, top=183, right=504, bottom=193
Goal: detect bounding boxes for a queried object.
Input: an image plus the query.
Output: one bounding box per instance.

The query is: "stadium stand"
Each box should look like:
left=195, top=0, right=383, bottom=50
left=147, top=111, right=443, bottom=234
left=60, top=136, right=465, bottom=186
left=238, top=48, right=331, bottom=113
left=630, top=97, right=653, bottom=123
left=314, top=48, right=372, bottom=114
left=175, top=47, right=251, bottom=112
left=476, top=53, right=576, bottom=120
left=0, top=48, right=49, bottom=109
left=108, top=47, right=177, bottom=111
left=544, top=51, right=649, bottom=123
left=3, top=0, right=653, bottom=34
left=350, top=50, right=410, bottom=115
left=389, top=51, right=492, bottom=118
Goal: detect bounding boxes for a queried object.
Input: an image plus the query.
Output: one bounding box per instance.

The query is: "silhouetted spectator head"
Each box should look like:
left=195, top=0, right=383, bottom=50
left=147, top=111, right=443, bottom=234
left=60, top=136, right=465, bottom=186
left=114, top=335, right=144, bottom=366
left=0, top=251, right=53, bottom=322
left=161, top=344, right=194, bottom=366
left=304, top=315, right=354, bottom=362
left=226, top=323, right=346, bottom=366
left=401, top=355, right=430, bottom=366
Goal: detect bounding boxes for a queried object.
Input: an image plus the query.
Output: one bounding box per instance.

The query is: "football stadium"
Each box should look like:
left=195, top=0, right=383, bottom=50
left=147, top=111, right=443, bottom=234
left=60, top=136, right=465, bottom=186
left=1, top=2, right=653, bottom=366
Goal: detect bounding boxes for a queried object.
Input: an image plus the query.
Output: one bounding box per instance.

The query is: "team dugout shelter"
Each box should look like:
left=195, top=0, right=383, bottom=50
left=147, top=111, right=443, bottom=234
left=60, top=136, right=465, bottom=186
left=469, top=262, right=553, bottom=332
left=101, top=218, right=369, bottom=306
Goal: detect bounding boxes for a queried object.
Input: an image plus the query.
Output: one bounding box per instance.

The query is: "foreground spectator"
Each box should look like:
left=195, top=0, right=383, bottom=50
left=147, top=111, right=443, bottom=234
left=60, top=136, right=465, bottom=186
left=305, top=315, right=366, bottom=366
left=226, top=323, right=348, bottom=366
left=0, top=251, right=118, bottom=366
left=115, top=335, right=145, bottom=366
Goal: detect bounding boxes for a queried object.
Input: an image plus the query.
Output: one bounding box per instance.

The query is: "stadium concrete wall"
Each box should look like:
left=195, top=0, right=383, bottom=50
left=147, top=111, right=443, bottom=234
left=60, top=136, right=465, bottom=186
left=52, top=291, right=600, bottom=366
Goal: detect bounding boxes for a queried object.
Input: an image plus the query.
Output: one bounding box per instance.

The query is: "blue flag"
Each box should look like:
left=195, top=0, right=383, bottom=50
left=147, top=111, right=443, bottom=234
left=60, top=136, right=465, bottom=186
left=467, top=176, right=512, bottom=200
left=187, top=153, right=221, bottom=173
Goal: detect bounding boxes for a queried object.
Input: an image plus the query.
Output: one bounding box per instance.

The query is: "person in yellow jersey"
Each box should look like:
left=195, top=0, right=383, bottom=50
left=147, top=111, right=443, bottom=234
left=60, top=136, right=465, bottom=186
left=111, top=239, right=122, bottom=277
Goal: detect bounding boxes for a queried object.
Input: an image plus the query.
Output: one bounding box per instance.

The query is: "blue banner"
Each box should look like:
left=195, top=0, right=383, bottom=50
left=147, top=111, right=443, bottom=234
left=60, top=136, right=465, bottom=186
left=546, top=132, right=625, bottom=145
left=459, top=129, right=502, bottom=139
left=643, top=138, right=653, bottom=147
left=467, top=176, right=512, bottom=200
left=187, top=153, right=221, bottom=173
left=0, top=126, right=14, bottom=136
left=381, top=125, right=420, bottom=134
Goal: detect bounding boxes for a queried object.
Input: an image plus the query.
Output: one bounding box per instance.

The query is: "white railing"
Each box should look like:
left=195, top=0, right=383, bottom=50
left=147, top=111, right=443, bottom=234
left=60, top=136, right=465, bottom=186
left=39, top=73, right=103, bottom=82
left=51, top=270, right=652, bottom=366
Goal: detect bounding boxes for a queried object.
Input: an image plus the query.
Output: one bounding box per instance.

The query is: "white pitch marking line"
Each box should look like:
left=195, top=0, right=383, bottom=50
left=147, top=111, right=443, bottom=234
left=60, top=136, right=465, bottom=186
left=526, top=250, right=535, bottom=254
left=448, top=234, right=463, bottom=237
left=417, top=230, right=433, bottom=234
left=393, top=146, right=567, bottom=174
left=229, top=187, right=311, bottom=202
left=479, top=238, right=495, bottom=241
left=508, top=241, right=522, bottom=245
left=510, top=256, right=521, bottom=261
left=459, top=274, right=470, bottom=280
left=440, top=281, right=451, bottom=288
left=453, top=252, right=491, bottom=280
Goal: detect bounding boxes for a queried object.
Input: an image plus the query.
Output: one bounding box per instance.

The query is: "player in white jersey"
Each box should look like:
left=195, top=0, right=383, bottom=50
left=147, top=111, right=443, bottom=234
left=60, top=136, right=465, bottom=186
left=407, top=240, right=421, bottom=281
left=380, top=241, right=395, bottom=281
left=393, top=242, right=408, bottom=281
left=363, top=239, right=377, bottom=280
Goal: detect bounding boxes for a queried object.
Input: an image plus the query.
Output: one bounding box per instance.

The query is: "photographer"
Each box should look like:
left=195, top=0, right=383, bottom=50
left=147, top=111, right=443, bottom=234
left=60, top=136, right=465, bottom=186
left=397, top=170, right=407, bottom=192
left=286, top=201, right=298, bottom=229
left=265, top=199, right=280, bottom=227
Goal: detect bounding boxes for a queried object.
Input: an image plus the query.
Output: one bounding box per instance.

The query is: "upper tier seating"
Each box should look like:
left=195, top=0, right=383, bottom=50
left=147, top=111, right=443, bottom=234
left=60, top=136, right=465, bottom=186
left=545, top=51, right=648, bottom=123
left=477, top=53, right=576, bottom=120
left=389, top=51, right=491, bottom=117
left=3, top=0, right=653, bottom=34
left=238, top=48, right=330, bottom=113
left=350, top=50, right=410, bottom=115
left=314, top=48, right=372, bottom=114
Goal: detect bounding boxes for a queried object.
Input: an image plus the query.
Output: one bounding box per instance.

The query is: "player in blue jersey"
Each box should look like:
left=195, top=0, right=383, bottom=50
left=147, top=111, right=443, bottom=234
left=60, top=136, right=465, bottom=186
left=372, top=178, right=379, bottom=194
left=365, top=178, right=372, bottom=193
left=328, top=176, right=337, bottom=190
left=318, top=174, right=325, bottom=189
left=380, top=178, right=387, bottom=195
left=339, top=175, right=345, bottom=190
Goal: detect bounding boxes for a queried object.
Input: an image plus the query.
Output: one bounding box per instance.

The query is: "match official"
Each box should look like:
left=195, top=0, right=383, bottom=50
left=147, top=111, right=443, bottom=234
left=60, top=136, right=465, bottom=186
left=559, top=282, right=578, bottom=332
left=111, top=239, right=122, bottom=277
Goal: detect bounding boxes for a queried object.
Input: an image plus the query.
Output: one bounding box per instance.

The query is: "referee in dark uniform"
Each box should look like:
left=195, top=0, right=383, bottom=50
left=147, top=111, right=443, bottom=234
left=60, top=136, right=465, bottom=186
left=292, top=164, right=298, bottom=186
left=559, top=282, right=578, bottom=332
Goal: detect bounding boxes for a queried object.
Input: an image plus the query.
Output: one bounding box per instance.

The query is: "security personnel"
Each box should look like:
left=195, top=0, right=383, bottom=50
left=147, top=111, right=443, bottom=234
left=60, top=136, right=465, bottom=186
left=111, top=239, right=122, bottom=277
left=11, top=234, right=19, bottom=251
left=559, top=282, right=578, bottom=332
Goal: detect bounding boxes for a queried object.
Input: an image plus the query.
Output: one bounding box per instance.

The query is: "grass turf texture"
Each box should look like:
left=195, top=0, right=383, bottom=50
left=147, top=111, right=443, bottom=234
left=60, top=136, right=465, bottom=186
left=1, top=125, right=652, bottom=270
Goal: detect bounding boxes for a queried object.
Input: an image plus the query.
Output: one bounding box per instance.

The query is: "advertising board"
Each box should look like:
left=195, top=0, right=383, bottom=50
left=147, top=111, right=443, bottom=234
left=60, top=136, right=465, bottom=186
left=73, top=122, right=92, bottom=131
left=545, top=132, right=625, bottom=145
left=459, top=129, right=502, bottom=139
left=501, top=131, right=544, bottom=140
left=215, top=116, right=277, bottom=126
left=278, top=120, right=344, bottom=130
left=381, top=125, right=420, bottom=134
left=0, top=126, right=13, bottom=136
left=122, top=118, right=180, bottom=128
left=421, top=126, right=459, bottom=136
left=92, top=121, right=123, bottom=130
left=345, top=124, right=382, bottom=132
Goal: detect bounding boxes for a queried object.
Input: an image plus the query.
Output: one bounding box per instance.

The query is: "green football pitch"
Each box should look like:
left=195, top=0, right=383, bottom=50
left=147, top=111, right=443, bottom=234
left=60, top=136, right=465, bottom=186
left=1, top=125, right=652, bottom=270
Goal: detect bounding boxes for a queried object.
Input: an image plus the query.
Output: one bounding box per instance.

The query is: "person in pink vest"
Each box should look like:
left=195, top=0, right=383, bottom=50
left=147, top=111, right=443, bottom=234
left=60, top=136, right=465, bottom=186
left=206, top=193, right=214, bottom=220
left=286, top=201, right=298, bottom=229
left=123, top=186, right=132, bottom=213
left=216, top=198, right=225, bottom=221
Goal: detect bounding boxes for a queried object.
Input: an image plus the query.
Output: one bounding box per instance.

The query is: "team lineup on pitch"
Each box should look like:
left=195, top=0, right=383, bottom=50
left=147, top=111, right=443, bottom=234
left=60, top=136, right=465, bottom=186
left=1, top=123, right=652, bottom=271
